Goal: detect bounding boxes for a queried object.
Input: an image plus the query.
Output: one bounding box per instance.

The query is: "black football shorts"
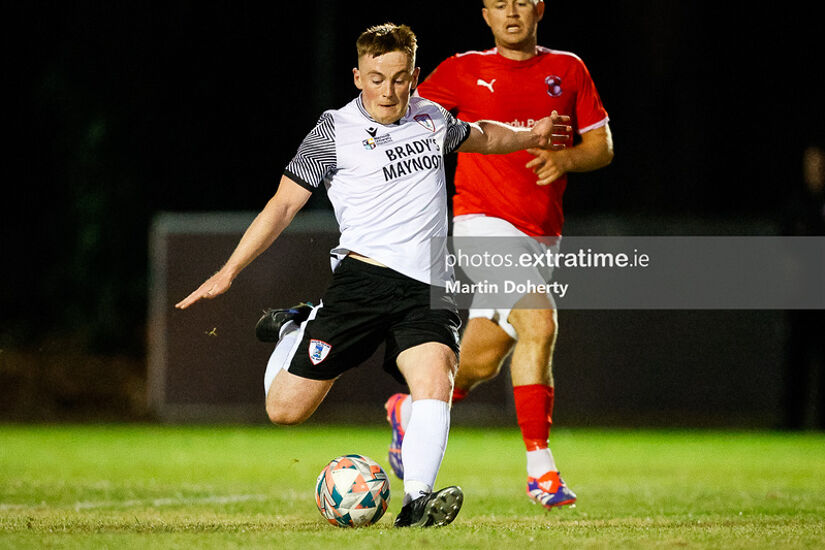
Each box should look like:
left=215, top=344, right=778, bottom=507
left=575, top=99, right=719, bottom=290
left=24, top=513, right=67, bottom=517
left=286, top=257, right=461, bottom=384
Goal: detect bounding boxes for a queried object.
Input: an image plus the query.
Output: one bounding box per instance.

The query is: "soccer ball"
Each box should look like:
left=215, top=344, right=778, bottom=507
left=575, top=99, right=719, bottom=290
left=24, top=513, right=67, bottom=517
left=315, top=454, right=391, bottom=527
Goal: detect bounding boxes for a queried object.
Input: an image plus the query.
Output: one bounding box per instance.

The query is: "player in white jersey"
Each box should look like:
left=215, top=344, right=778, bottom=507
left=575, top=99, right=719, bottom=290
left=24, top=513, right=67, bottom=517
left=176, top=23, right=564, bottom=528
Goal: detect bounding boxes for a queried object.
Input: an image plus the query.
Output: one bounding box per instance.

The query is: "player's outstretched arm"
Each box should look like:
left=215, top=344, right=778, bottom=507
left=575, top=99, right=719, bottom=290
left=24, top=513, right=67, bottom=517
left=526, top=122, right=614, bottom=186
left=457, top=110, right=570, bottom=156
left=175, top=176, right=312, bottom=310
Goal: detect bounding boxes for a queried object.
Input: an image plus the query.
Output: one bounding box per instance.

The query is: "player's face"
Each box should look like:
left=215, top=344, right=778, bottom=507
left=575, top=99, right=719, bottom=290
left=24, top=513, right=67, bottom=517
left=482, top=0, right=544, bottom=50
left=353, top=51, right=420, bottom=125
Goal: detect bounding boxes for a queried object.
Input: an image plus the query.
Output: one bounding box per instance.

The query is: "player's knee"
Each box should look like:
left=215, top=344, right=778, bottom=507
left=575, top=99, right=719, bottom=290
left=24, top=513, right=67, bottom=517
left=425, top=368, right=455, bottom=399
left=459, top=353, right=502, bottom=383
left=406, top=362, right=455, bottom=402
left=266, top=399, right=308, bottom=426
left=511, top=309, right=557, bottom=345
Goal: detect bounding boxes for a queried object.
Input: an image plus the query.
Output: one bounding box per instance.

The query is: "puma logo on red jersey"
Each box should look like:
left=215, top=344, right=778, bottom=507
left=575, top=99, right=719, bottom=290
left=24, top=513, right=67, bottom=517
left=476, top=78, right=496, bottom=93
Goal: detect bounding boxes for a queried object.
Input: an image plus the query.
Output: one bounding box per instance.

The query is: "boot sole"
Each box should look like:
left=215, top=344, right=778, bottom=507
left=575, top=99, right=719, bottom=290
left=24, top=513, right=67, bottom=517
left=413, top=486, right=464, bottom=527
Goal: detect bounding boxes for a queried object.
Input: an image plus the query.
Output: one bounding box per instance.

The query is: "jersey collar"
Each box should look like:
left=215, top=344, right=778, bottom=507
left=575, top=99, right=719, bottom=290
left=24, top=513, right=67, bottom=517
left=355, top=93, right=410, bottom=126
left=491, top=46, right=548, bottom=68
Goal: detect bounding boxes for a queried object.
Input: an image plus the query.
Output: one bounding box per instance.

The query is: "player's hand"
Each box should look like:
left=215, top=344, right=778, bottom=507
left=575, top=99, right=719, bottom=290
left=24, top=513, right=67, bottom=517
left=530, top=111, right=572, bottom=150
left=530, top=115, right=554, bottom=148
left=526, top=148, right=567, bottom=186
left=526, top=111, right=572, bottom=186
left=175, top=270, right=233, bottom=309
left=548, top=110, right=572, bottom=151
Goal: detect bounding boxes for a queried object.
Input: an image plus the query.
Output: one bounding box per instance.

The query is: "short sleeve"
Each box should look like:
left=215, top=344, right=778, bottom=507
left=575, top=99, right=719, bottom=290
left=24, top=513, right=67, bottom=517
left=572, top=57, right=609, bottom=134
left=434, top=103, right=471, bottom=155
left=284, top=112, right=337, bottom=191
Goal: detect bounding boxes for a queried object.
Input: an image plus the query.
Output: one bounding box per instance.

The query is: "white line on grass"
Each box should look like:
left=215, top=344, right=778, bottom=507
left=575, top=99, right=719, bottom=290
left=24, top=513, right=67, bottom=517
left=0, top=494, right=270, bottom=512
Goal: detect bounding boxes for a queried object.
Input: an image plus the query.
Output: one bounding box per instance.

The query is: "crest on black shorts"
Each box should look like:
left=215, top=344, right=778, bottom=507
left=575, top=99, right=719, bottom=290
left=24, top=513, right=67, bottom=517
left=309, top=339, right=332, bottom=365
left=545, top=75, right=563, bottom=97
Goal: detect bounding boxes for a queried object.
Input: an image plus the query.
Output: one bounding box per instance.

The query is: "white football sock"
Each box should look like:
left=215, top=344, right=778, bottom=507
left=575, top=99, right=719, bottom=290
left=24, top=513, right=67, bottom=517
left=402, top=480, right=432, bottom=505
left=399, top=394, right=412, bottom=431
left=526, top=447, right=557, bottom=478
left=402, top=399, right=450, bottom=503
left=263, top=320, right=301, bottom=395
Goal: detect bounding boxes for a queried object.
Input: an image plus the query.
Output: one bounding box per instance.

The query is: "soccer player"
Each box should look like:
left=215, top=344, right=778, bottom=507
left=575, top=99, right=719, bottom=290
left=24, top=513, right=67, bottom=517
left=384, top=0, right=614, bottom=510
left=176, top=23, right=563, bottom=527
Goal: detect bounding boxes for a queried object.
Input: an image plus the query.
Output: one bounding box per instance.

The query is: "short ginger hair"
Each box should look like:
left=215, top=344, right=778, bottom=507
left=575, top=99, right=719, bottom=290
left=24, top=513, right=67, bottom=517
left=356, top=23, right=417, bottom=68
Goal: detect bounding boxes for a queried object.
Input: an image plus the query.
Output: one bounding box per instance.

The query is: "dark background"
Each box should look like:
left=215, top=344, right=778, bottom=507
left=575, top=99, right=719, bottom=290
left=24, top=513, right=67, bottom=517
left=2, top=1, right=823, bottom=420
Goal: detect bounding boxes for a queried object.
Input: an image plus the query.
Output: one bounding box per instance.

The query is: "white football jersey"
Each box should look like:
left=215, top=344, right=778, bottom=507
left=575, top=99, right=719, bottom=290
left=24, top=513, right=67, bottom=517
left=285, top=95, right=470, bottom=286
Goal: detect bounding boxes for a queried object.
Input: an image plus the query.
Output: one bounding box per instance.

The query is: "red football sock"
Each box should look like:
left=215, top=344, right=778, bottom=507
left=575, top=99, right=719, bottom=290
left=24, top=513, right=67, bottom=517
left=513, top=384, right=554, bottom=452
left=452, top=386, right=468, bottom=404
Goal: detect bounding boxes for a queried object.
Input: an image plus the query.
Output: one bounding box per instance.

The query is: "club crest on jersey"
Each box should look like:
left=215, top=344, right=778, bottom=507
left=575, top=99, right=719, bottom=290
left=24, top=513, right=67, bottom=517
left=309, top=339, right=332, bottom=365
left=414, top=114, right=436, bottom=132
left=545, top=75, right=563, bottom=97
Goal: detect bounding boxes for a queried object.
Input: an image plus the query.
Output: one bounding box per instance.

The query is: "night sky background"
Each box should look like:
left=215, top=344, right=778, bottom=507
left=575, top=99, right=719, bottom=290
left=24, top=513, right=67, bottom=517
left=2, top=2, right=823, bottom=417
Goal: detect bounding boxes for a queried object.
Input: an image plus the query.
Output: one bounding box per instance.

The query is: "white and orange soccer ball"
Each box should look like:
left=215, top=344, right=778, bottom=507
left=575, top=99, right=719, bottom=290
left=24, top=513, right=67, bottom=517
left=315, top=454, right=391, bottom=527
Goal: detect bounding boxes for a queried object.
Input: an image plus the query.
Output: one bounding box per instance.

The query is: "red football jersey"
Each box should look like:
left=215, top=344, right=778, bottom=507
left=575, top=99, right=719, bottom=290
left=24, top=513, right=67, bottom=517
left=417, top=47, right=608, bottom=236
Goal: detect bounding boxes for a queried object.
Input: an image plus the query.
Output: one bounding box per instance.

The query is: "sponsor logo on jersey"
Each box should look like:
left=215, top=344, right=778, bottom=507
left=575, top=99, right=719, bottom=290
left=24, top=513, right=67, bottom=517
left=545, top=75, right=563, bottom=97
left=382, top=137, right=441, bottom=181
left=309, top=339, right=332, bottom=365
left=414, top=114, right=436, bottom=132
left=507, top=119, right=540, bottom=129
left=362, top=133, right=393, bottom=150
left=476, top=78, right=496, bottom=93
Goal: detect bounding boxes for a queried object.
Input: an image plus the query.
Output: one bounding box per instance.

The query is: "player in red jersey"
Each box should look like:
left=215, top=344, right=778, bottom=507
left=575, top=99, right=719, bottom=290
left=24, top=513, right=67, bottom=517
left=385, top=0, right=614, bottom=510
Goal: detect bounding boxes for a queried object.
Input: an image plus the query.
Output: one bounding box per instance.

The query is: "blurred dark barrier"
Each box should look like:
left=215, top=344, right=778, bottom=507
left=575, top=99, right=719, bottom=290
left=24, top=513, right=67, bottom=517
left=149, top=213, right=790, bottom=427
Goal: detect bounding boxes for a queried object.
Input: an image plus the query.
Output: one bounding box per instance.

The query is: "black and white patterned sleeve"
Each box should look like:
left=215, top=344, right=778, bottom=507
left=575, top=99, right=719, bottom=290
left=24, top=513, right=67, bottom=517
left=284, top=111, right=337, bottom=191
left=435, top=103, right=471, bottom=155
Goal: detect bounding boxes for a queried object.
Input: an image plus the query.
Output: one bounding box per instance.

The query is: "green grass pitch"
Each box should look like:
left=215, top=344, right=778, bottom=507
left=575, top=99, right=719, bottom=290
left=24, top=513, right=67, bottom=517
left=1, top=424, right=824, bottom=549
